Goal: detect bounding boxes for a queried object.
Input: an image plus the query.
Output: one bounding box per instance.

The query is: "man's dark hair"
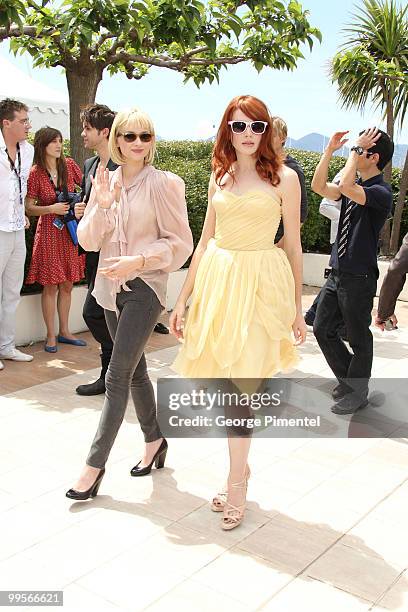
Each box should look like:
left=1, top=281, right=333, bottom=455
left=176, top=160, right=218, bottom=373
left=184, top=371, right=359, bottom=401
left=0, top=98, right=29, bottom=128
left=80, top=104, right=115, bottom=134
left=359, top=129, right=394, bottom=171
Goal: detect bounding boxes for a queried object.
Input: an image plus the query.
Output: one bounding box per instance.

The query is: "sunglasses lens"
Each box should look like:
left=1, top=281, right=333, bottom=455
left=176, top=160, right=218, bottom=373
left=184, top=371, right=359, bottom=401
left=122, top=132, right=152, bottom=143
left=231, top=121, right=246, bottom=134
left=251, top=122, right=266, bottom=134
left=123, top=133, right=137, bottom=143
left=139, top=133, right=152, bottom=143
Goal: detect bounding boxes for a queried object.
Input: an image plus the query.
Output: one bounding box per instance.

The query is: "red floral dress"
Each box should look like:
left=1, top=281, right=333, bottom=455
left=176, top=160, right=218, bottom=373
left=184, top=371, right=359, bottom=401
left=25, top=158, right=85, bottom=286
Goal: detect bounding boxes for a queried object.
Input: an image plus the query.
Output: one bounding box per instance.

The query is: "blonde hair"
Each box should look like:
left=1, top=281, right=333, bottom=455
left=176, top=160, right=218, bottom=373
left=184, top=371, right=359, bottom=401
left=109, top=108, right=156, bottom=166
left=272, top=117, right=288, bottom=143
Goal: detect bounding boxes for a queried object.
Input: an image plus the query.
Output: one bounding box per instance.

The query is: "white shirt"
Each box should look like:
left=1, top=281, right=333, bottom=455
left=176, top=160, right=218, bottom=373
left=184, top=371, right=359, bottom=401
left=0, top=130, right=34, bottom=232
left=319, top=171, right=342, bottom=244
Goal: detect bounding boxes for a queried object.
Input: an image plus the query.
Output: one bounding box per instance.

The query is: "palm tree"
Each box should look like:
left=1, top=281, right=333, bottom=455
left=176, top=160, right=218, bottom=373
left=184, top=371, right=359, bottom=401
left=330, top=0, right=408, bottom=254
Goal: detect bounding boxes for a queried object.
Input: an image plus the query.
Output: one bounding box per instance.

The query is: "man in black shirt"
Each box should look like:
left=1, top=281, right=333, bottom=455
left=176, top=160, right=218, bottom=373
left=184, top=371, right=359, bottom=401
left=311, top=127, right=394, bottom=414
left=272, top=117, right=308, bottom=243
left=75, top=104, right=117, bottom=396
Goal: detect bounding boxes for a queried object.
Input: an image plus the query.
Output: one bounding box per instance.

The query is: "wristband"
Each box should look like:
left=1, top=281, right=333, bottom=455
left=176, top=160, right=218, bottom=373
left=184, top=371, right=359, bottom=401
left=138, top=253, right=146, bottom=269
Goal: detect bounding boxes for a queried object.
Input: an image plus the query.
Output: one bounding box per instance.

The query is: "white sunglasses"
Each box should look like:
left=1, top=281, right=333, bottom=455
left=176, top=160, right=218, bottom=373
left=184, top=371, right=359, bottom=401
left=228, top=120, right=268, bottom=135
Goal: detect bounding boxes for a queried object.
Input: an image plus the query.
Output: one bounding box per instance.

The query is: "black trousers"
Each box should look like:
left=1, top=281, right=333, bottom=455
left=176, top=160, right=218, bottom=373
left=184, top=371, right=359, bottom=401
left=83, top=251, right=113, bottom=377
left=306, top=290, right=322, bottom=322
left=313, top=269, right=377, bottom=398
left=306, top=281, right=346, bottom=337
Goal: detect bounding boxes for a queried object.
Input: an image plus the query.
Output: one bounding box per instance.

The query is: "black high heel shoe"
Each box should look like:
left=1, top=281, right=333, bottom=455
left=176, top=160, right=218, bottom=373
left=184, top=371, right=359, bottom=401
left=65, top=468, right=105, bottom=500
left=130, top=438, right=168, bottom=477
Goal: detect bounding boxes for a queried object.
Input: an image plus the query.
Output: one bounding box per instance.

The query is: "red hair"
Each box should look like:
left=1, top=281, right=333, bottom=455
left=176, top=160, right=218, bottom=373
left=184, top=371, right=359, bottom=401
left=212, top=95, right=282, bottom=187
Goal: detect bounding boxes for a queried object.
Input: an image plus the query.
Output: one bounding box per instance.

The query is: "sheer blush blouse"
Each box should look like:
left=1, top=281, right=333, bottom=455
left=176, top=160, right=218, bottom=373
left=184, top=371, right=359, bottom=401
left=77, top=164, right=193, bottom=312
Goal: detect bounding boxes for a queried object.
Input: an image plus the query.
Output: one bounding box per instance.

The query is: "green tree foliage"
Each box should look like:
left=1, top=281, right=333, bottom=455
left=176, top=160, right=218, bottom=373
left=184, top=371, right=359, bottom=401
left=0, top=0, right=321, bottom=165
left=330, top=0, right=408, bottom=253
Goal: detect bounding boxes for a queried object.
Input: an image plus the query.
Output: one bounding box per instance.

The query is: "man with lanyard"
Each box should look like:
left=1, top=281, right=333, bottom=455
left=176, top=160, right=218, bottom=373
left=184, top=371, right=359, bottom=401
left=0, top=98, right=34, bottom=370
left=311, top=127, right=394, bottom=414
left=74, top=104, right=117, bottom=395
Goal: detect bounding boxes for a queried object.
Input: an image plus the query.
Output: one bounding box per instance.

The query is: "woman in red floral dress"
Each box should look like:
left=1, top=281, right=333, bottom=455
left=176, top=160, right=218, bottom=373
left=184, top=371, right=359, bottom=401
left=25, top=127, right=86, bottom=352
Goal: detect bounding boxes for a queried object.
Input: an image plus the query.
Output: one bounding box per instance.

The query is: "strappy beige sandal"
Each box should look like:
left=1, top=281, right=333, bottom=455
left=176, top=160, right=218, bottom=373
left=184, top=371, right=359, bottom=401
left=210, top=466, right=250, bottom=512
left=222, top=478, right=248, bottom=531
left=210, top=486, right=228, bottom=512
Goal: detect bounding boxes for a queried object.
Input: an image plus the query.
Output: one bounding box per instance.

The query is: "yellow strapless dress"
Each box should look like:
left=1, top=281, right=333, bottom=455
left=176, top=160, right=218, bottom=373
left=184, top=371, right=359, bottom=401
left=172, top=189, right=299, bottom=378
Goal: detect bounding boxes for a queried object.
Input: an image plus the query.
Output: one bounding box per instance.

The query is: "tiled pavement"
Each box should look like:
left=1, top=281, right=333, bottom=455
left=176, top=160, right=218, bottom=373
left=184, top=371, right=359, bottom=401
left=1, top=288, right=408, bottom=611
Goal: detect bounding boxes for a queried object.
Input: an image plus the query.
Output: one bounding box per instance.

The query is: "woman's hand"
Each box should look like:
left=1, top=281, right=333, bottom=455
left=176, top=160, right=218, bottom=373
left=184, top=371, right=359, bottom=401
left=74, top=201, right=86, bottom=218
left=169, top=301, right=186, bottom=340
left=292, top=312, right=307, bottom=345
left=51, top=202, right=70, bottom=215
left=24, top=215, right=30, bottom=229
left=91, top=165, right=122, bottom=210
left=99, top=255, right=144, bottom=280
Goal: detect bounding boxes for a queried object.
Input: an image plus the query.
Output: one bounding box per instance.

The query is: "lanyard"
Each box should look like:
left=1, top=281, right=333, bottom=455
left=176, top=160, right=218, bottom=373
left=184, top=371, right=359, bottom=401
left=6, top=143, right=23, bottom=207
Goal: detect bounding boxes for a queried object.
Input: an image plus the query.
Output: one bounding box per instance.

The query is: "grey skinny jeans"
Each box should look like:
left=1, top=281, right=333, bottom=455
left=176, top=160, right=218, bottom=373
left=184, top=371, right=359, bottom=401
left=87, top=278, right=163, bottom=469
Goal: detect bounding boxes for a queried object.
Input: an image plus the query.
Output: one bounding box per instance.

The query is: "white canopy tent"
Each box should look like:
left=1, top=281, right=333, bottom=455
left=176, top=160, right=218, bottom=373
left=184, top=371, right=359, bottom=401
left=0, top=56, right=69, bottom=137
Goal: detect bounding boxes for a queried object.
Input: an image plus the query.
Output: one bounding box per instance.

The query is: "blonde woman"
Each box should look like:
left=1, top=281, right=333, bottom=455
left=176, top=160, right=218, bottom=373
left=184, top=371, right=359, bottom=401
left=66, top=108, right=193, bottom=499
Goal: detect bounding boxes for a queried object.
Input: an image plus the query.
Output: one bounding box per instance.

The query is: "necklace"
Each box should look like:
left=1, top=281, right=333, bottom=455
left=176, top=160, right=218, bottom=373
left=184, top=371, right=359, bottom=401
left=47, top=167, right=58, bottom=179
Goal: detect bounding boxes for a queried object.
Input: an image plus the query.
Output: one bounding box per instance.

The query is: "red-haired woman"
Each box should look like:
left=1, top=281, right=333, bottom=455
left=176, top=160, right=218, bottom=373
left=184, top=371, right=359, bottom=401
left=25, top=127, right=85, bottom=352
left=170, top=95, right=307, bottom=530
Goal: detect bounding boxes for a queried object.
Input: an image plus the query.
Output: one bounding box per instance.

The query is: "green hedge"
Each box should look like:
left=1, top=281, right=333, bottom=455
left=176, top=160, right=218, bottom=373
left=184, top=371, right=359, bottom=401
left=156, top=141, right=406, bottom=254
left=22, top=140, right=406, bottom=294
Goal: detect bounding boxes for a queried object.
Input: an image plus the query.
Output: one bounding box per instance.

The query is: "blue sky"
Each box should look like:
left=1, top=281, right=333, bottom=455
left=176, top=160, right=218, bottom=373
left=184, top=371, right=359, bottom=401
left=1, top=0, right=407, bottom=145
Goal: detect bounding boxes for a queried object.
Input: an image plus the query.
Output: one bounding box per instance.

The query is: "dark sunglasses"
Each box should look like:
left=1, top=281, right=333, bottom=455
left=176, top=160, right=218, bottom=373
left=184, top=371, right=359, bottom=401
left=117, top=131, right=153, bottom=143
left=228, top=120, right=268, bottom=135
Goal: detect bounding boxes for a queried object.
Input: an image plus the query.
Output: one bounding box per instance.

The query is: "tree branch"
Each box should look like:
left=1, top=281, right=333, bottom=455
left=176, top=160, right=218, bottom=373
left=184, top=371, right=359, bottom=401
left=105, top=38, right=126, bottom=61
left=106, top=50, right=246, bottom=70
left=0, top=25, right=43, bottom=41
left=189, top=55, right=245, bottom=66
left=180, top=46, right=209, bottom=59
left=92, top=32, right=116, bottom=54
left=0, top=23, right=78, bottom=70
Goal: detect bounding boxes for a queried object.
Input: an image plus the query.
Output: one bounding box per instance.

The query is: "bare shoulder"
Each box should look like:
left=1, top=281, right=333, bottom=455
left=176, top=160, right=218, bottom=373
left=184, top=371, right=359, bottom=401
left=278, top=164, right=298, bottom=186
left=208, top=172, right=217, bottom=194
